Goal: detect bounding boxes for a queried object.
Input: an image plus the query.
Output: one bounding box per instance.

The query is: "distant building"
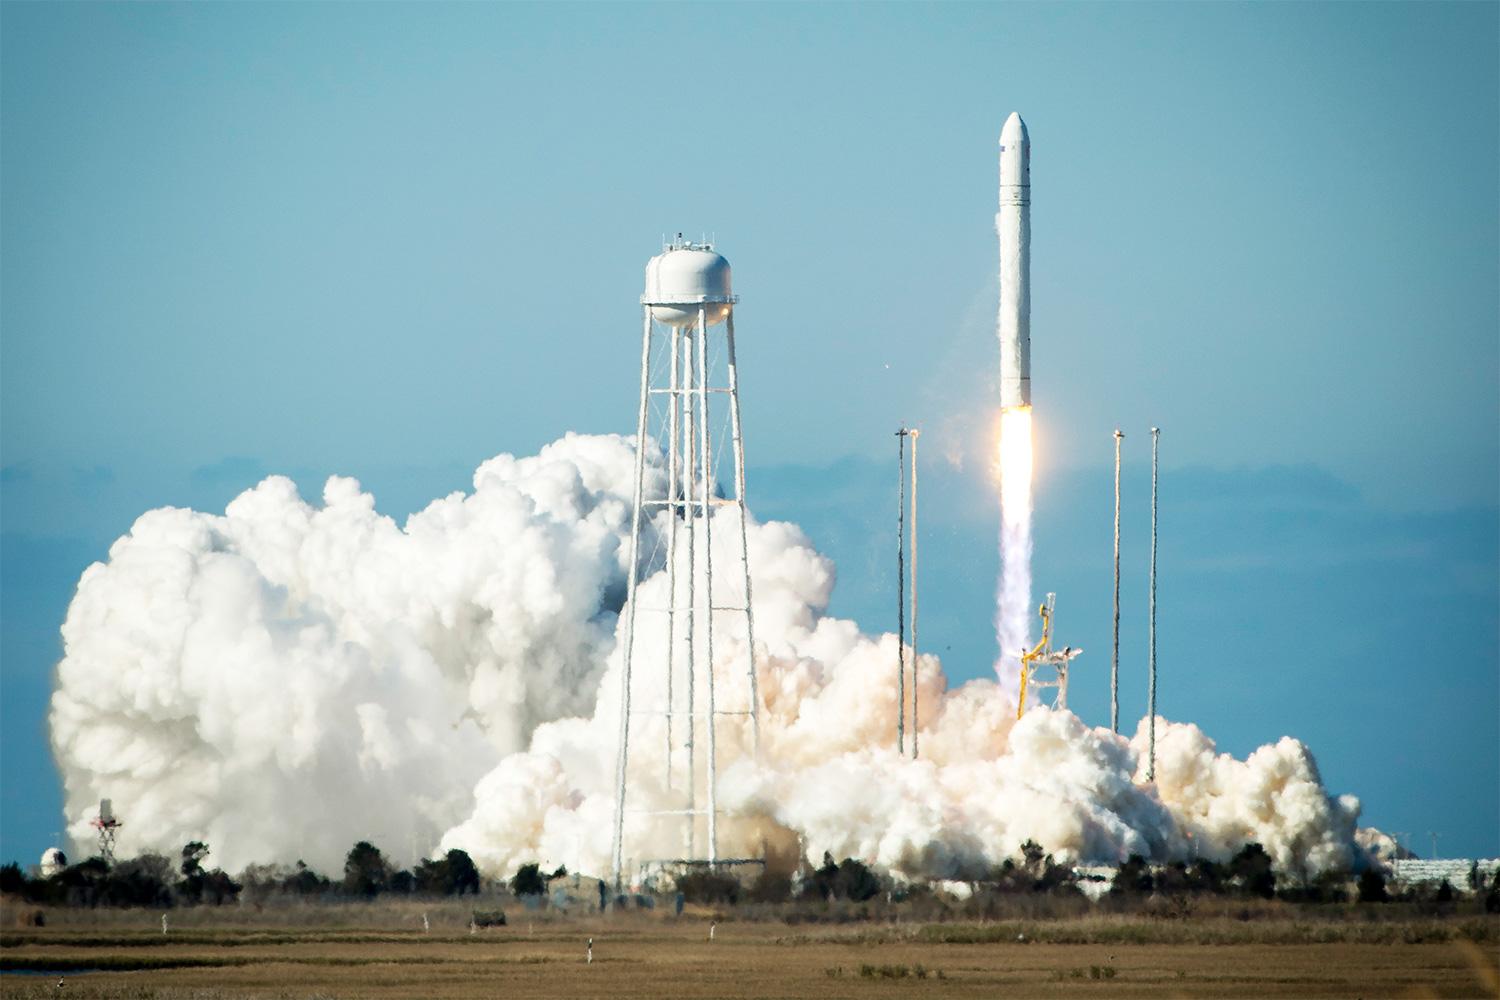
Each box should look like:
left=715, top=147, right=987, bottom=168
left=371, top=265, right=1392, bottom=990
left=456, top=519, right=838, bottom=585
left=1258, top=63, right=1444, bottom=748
left=1390, top=858, right=1500, bottom=890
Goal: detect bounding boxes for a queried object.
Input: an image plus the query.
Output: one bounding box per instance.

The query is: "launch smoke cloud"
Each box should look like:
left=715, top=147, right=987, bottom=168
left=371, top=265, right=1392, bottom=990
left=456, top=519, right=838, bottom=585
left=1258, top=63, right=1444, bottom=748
left=52, top=434, right=1376, bottom=880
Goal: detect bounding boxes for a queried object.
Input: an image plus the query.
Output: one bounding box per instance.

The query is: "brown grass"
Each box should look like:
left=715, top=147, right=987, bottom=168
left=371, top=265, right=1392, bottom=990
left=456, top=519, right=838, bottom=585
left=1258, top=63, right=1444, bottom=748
left=1, top=906, right=1497, bottom=999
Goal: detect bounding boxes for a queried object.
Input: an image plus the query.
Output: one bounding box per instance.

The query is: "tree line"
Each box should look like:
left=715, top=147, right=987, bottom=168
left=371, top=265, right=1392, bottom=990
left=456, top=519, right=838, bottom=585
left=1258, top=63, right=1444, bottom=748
left=4, top=838, right=1496, bottom=911
left=1, top=841, right=494, bottom=908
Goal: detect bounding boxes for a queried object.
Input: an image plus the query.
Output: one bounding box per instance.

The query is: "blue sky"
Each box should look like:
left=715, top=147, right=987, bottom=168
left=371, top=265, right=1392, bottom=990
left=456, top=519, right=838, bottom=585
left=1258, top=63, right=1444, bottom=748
left=2, top=2, right=1496, bottom=863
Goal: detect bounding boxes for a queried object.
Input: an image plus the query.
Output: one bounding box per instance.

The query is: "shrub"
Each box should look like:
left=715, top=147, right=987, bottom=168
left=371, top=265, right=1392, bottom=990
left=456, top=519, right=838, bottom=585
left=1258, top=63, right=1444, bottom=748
left=677, top=869, right=741, bottom=905
left=472, top=908, right=507, bottom=927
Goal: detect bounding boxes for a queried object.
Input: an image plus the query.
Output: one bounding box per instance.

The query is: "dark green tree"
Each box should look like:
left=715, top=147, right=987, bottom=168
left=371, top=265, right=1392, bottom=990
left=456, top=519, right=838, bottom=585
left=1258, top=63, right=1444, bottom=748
left=180, top=842, right=209, bottom=879
left=1185, top=859, right=1227, bottom=895
left=414, top=856, right=449, bottom=894
left=177, top=842, right=212, bottom=903
left=809, top=851, right=840, bottom=899
left=415, top=849, right=482, bottom=896
left=835, top=857, right=882, bottom=902
left=343, top=841, right=391, bottom=899
left=1153, top=861, right=1192, bottom=897
left=54, top=858, right=110, bottom=907
left=1228, top=843, right=1276, bottom=899
left=509, top=862, right=546, bottom=897
left=1356, top=867, right=1388, bottom=903
left=284, top=860, right=332, bottom=897
left=0, top=862, right=27, bottom=896
left=106, top=854, right=175, bottom=907
left=803, top=852, right=882, bottom=902
left=1110, top=854, right=1154, bottom=897
left=448, top=850, right=482, bottom=895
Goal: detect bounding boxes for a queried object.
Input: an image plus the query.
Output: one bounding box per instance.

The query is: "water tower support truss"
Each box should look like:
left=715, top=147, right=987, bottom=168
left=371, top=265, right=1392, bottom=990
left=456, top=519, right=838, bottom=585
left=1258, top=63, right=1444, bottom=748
left=611, top=242, right=760, bottom=888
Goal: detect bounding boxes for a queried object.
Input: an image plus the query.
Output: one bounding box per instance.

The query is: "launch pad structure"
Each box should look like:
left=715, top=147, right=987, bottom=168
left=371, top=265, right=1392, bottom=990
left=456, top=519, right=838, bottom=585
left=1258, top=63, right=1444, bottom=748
left=1017, top=593, right=1083, bottom=718
left=610, top=237, right=761, bottom=889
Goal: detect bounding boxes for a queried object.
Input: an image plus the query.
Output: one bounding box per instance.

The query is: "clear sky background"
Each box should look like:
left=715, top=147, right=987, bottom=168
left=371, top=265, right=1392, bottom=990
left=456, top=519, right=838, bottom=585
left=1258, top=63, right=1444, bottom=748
left=3, top=2, right=1496, bottom=864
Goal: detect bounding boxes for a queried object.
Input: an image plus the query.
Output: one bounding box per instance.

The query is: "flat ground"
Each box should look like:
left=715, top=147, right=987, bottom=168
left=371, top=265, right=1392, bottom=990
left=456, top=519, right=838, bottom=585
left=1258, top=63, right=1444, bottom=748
left=3, top=914, right=1498, bottom=999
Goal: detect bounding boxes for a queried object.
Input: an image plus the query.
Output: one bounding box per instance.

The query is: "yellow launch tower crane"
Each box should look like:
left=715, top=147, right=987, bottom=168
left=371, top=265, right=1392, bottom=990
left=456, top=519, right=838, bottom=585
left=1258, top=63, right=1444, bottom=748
left=1017, top=593, right=1083, bottom=718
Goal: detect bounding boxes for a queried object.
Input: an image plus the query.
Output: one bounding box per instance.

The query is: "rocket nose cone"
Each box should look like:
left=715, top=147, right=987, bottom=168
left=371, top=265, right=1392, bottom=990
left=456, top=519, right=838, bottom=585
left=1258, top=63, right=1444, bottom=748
left=1001, top=112, right=1029, bottom=144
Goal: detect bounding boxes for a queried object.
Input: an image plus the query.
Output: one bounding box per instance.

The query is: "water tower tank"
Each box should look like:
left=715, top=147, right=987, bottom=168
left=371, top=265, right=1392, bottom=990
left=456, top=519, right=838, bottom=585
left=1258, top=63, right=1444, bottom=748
left=643, top=243, right=734, bottom=328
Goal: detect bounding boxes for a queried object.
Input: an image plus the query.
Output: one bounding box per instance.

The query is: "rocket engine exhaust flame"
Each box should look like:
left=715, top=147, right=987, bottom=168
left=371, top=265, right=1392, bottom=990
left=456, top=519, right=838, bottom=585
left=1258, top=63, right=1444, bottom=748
left=996, top=406, right=1033, bottom=697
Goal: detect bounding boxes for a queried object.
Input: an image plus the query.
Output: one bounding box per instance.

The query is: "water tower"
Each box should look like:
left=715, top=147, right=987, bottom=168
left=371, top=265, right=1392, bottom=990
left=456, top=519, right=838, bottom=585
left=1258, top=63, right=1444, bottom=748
left=610, top=237, right=761, bottom=888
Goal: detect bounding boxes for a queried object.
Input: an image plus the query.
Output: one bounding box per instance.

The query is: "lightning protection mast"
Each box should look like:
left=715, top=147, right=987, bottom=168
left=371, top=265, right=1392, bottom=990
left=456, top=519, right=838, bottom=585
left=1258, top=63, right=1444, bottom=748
left=1146, top=426, right=1160, bottom=781
left=610, top=237, right=761, bottom=890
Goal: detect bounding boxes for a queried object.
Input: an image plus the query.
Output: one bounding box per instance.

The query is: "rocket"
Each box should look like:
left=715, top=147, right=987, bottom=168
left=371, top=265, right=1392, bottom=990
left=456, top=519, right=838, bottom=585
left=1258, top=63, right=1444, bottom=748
left=998, top=111, right=1031, bottom=409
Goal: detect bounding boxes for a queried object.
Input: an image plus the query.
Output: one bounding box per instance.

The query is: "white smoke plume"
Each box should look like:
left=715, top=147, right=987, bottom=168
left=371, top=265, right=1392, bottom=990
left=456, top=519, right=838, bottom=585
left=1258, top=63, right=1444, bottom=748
left=53, top=434, right=1372, bottom=879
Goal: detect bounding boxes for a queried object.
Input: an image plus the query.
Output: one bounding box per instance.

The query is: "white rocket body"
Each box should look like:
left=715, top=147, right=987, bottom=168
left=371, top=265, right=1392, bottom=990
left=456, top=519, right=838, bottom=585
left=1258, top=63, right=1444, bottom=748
left=998, top=112, right=1031, bottom=409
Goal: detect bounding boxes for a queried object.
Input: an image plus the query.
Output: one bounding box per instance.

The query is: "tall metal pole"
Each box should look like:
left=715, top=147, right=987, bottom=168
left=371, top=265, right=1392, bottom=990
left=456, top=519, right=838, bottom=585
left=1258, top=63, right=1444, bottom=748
left=610, top=308, right=654, bottom=888
left=724, top=311, right=760, bottom=754
left=696, top=307, right=718, bottom=865
left=895, top=429, right=906, bottom=755
left=908, top=428, right=920, bottom=759
left=1112, top=429, right=1122, bottom=735
left=1147, top=426, right=1159, bottom=782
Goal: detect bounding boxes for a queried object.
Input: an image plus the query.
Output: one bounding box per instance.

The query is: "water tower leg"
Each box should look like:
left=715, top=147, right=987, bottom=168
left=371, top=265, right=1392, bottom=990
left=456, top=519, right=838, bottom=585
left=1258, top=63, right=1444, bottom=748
left=724, top=313, right=760, bottom=754
left=682, top=328, right=697, bottom=859
left=696, top=307, right=718, bottom=866
left=610, top=307, right=654, bottom=888
left=665, top=328, right=680, bottom=789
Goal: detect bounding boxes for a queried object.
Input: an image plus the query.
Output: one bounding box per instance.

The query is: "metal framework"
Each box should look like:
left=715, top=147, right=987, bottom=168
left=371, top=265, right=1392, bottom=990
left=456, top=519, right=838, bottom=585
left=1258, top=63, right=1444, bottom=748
left=1016, top=593, right=1083, bottom=717
left=91, top=798, right=121, bottom=865
left=610, top=275, right=759, bottom=889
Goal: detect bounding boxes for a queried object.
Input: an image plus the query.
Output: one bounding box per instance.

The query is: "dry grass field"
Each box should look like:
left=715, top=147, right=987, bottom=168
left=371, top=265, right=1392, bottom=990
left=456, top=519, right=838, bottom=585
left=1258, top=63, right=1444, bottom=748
left=3, top=904, right=1498, bottom=999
